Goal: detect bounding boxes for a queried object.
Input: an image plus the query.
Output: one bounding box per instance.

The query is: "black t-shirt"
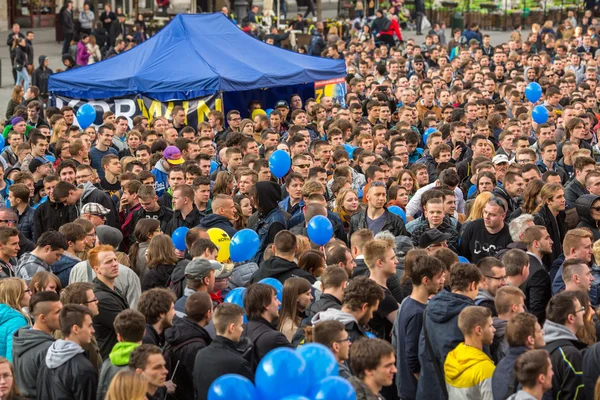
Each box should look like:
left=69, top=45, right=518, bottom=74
left=100, top=177, right=121, bottom=198
left=459, top=219, right=512, bottom=264
left=369, top=285, right=398, bottom=342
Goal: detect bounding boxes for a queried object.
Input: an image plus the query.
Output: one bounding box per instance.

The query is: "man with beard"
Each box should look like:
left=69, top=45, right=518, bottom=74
left=138, top=288, right=176, bottom=348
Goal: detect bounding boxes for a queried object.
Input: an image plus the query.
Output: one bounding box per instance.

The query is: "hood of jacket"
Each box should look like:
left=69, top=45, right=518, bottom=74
left=444, top=342, right=494, bottom=384
left=45, top=339, right=84, bottom=369
left=109, top=342, right=140, bottom=366
left=259, top=256, right=300, bottom=278
left=428, top=290, right=474, bottom=324
left=229, top=261, right=258, bottom=289
left=543, top=319, right=578, bottom=343
left=153, top=159, right=167, bottom=174
left=200, top=213, right=234, bottom=229
left=38, top=55, right=46, bottom=67
left=311, top=308, right=358, bottom=326
left=493, top=317, right=508, bottom=341
left=255, top=181, right=282, bottom=215
left=164, top=316, right=212, bottom=347
left=575, top=194, right=600, bottom=225
left=13, top=327, right=55, bottom=358
left=79, top=181, right=98, bottom=203
left=475, top=289, right=494, bottom=303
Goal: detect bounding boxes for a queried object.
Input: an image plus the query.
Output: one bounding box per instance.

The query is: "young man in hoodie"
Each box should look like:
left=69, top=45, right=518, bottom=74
left=97, top=309, right=145, bottom=400
left=492, top=313, right=546, bottom=400
left=543, top=291, right=587, bottom=400
left=444, top=306, right=496, bottom=399
left=13, top=291, right=62, bottom=399
left=52, top=222, right=86, bottom=287
left=474, top=257, right=507, bottom=317
left=165, top=292, right=213, bottom=400
left=348, top=338, right=397, bottom=400
left=417, top=263, right=482, bottom=400
left=151, top=145, right=184, bottom=197
left=53, top=180, right=118, bottom=229
left=395, top=255, right=445, bottom=400
left=32, top=55, right=53, bottom=100
left=15, top=230, right=68, bottom=283
left=248, top=180, right=286, bottom=264
left=304, top=266, right=347, bottom=322
left=508, top=350, right=554, bottom=400
left=491, top=286, right=526, bottom=363
left=313, top=320, right=352, bottom=379
left=36, top=304, right=98, bottom=400
left=138, top=288, right=176, bottom=348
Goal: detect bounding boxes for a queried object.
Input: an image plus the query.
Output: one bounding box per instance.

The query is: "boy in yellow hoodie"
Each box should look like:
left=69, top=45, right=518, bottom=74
left=444, top=306, right=496, bottom=400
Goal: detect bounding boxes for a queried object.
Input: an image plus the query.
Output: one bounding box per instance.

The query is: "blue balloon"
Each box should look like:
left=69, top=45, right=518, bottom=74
left=342, top=143, right=356, bottom=159
left=230, top=229, right=260, bottom=262
left=307, top=215, right=333, bottom=246
left=208, top=374, right=257, bottom=400
left=458, top=256, right=470, bottom=263
left=44, top=154, right=55, bottom=163
left=256, top=348, right=310, bottom=400
left=423, top=127, right=436, bottom=144
left=467, top=184, right=477, bottom=198
left=269, top=149, right=291, bottom=178
left=281, top=397, right=310, bottom=400
left=525, top=82, right=542, bottom=103
left=0, top=136, right=5, bottom=150
left=388, top=206, right=406, bottom=223
left=76, top=104, right=97, bottom=129
left=172, top=227, right=189, bottom=251
left=265, top=108, right=274, bottom=117
left=365, top=332, right=377, bottom=339
left=309, top=376, right=357, bottom=400
left=224, top=287, right=246, bottom=306
left=210, top=160, right=218, bottom=174
left=297, top=343, right=339, bottom=383
left=259, top=278, right=283, bottom=302
left=532, top=105, right=549, bottom=124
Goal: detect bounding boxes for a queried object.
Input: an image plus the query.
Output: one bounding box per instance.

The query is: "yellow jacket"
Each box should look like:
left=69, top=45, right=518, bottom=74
left=444, top=342, right=495, bottom=400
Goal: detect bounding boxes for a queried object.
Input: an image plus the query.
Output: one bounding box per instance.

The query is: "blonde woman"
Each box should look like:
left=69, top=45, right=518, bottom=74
left=0, top=278, right=31, bottom=361
left=334, top=188, right=360, bottom=232
left=0, top=357, right=21, bottom=400
left=464, top=192, right=493, bottom=224
left=86, top=35, right=102, bottom=64
left=50, top=120, right=69, bottom=144
left=105, top=369, right=148, bottom=400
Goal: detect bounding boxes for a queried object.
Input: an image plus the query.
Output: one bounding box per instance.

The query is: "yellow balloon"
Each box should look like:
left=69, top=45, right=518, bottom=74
left=207, top=228, right=231, bottom=262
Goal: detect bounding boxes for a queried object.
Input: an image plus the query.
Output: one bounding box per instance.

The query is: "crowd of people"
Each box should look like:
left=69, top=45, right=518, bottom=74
left=3, top=2, right=600, bottom=400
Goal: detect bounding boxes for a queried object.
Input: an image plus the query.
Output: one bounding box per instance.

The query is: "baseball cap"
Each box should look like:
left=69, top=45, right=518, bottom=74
left=419, top=229, right=452, bottom=249
left=81, top=202, right=110, bottom=216
left=28, top=156, right=50, bottom=173
left=275, top=100, right=289, bottom=109
left=468, top=38, right=479, bottom=46
left=96, top=225, right=123, bottom=248
left=215, top=263, right=234, bottom=279
left=185, top=259, right=221, bottom=280
left=492, top=154, right=509, bottom=165
left=163, top=146, right=184, bottom=165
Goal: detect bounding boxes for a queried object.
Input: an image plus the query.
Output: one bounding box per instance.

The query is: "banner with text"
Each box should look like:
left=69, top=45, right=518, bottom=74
left=54, top=94, right=222, bottom=128
left=314, top=77, right=347, bottom=107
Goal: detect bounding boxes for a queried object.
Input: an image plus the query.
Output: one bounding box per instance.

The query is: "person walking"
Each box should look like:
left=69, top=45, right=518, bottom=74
left=60, top=1, right=75, bottom=56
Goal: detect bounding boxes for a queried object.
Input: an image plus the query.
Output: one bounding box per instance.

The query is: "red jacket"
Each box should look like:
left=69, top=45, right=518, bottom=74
left=381, top=19, right=403, bottom=41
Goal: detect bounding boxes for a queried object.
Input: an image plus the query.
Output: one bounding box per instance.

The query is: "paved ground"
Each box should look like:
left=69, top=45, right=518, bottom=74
left=0, top=24, right=528, bottom=117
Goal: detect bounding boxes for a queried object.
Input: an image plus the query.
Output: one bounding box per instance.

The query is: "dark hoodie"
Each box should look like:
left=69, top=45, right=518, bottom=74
left=164, top=317, right=212, bottom=400
left=576, top=194, right=600, bottom=242
left=416, top=290, right=474, bottom=400
left=61, top=54, right=78, bottom=70
left=250, top=256, right=316, bottom=284
left=13, top=327, right=55, bottom=398
left=198, top=213, right=237, bottom=238
left=249, top=181, right=286, bottom=264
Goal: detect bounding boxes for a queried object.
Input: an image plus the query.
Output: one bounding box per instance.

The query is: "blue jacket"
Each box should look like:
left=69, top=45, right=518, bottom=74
left=150, top=159, right=168, bottom=197
left=252, top=208, right=287, bottom=264
left=16, top=205, right=34, bottom=241
left=278, top=197, right=304, bottom=219
left=0, top=304, right=28, bottom=362
left=491, top=346, right=527, bottom=400
left=51, top=253, right=80, bottom=288
left=417, top=291, right=474, bottom=400
left=552, top=263, right=600, bottom=306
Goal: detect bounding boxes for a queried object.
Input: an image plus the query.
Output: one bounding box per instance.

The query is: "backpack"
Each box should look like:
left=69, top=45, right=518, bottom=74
left=168, top=262, right=188, bottom=299
left=163, top=337, right=207, bottom=380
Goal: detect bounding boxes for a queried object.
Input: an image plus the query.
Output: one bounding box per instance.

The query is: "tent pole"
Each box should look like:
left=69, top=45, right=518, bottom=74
left=277, top=0, right=280, bottom=28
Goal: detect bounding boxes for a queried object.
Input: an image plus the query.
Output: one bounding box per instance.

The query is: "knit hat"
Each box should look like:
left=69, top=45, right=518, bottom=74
left=96, top=225, right=123, bottom=248
left=11, top=116, right=24, bottom=126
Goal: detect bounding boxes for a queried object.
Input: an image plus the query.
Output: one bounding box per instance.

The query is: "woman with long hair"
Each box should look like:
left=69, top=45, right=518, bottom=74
left=470, top=171, right=497, bottom=199
left=29, top=271, right=62, bottom=295
left=298, top=250, right=326, bottom=278
left=0, top=357, right=21, bottom=400
left=334, top=189, right=359, bottom=231
left=0, top=278, right=30, bottom=361
left=73, top=218, right=95, bottom=260
left=232, top=202, right=246, bottom=230
left=234, top=194, right=253, bottom=226
left=464, top=192, right=494, bottom=225
left=573, top=290, right=596, bottom=346
left=510, top=179, right=544, bottom=220
left=105, top=369, right=148, bottom=400
left=5, top=86, right=23, bottom=120
left=388, top=185, right=409, bottom=209
left=213, top=171, right=235, bottom=196
left=86, top=34, right=102, bottom=64
left=141, top=234, right=178, bottom=290
left=50, top=120, right=69, bottom=145
left=278, top=277, right=313, bottom=342
left=398, top=169, right=418, bottom=197
left=129, top=219, right=161, bottom=278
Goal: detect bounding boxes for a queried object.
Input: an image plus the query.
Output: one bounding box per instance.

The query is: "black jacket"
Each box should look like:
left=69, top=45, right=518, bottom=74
left=164, top=317, right=212, bottom=400
left=17, top=232, right=34, bottom=259
left=93, top=278, right=129, bottom=359
left=32, top=55, right=53, bottom=97
left=250, top=256, right=316, bottom=285
left=533, top=205, right=566, bottom=268
left=164, top=208, right=202, bottom=236
left=576, top=194, right=600, bottom=242
left=131, top=205, right=173, bottom=237
left=243, top=317, right=292, bottom=368
left=565, top=178, right=589, bottom=207
left=304, top=293, right=342, bottom=321
left=492, top=186, right=516, bottom=218
left=141, top=263, right=176, bottom=291
left=584, top=342, right=600, bottom=400
left=60, top=7, right=74, bottom=34
left=194, top=335, right=254, bottom=400
left=14, top=44, right=28, bottom=69
left=198, top=213, right=237, bottom=238
left=409, top=216, right=460, bottom=253
left=348, top=208, right=408, bottom=240
left=34, top=200, right=74, bottom=242
left=520, top=254, right=551, bottom=325
left=353, top=258, right=404, bottom=304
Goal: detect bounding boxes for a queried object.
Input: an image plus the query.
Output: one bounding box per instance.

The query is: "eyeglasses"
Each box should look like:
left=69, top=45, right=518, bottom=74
left=485, top=275, right=507, bottom=282
left=575, top=306, right=586, bottom=314
left=83, top=297, right=99, bottom=304
left=0, top=373, right=12, bottom=381
left=335, top=337, right=351, bottom=343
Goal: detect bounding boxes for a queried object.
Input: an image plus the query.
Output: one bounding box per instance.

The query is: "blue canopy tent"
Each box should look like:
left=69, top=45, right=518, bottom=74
left=49, top=13, right=346, bottom=116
